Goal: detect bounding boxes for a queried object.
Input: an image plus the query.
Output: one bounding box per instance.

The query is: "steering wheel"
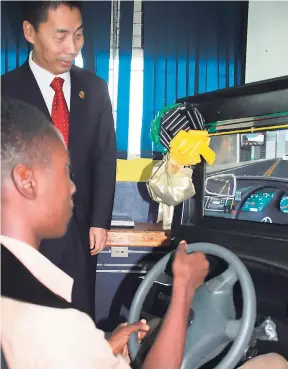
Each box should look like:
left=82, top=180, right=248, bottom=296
left=128, top=242, right=256, bottom=369
left=233, top=182, right=288, bottom=222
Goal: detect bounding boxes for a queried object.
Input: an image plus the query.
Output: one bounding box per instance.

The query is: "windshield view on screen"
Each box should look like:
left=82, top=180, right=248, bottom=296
left=204, top=128, right=288, bottom=225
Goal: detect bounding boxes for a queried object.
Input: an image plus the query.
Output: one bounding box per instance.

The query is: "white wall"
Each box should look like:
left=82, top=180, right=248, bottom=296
left=245, top=1, right=288, bottom=159
left=245, top=1, right=288, bottom=83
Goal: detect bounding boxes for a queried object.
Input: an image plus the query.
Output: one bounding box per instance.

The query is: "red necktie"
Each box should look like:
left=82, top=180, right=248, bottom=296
left=50, top=77, right=69, bottom=145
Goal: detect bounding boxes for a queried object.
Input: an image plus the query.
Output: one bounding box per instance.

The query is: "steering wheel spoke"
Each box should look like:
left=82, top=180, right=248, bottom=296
left=182, top=333, right=231, bottom=369
left=225, top=319, right=241, bottom=340
left=207, top=265, right=238, bottom=294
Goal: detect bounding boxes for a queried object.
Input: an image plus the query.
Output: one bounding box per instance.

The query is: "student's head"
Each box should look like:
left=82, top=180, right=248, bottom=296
left=22, top=1, right=83, bottom=75
left=1, top=98, right=75, bottom=244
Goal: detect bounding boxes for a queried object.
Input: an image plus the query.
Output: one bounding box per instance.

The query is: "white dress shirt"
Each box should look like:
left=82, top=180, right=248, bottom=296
left=29, top=51, right=71, bottom=113
left=1, top=235, right=130, bottom=369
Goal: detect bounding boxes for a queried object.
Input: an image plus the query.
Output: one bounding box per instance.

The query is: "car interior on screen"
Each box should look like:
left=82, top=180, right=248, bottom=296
left=205, top=124, right=288, bottom=224
left=126, top=77, right=288, bottom=369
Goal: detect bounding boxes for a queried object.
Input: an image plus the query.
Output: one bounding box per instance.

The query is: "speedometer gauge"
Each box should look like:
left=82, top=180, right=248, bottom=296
left=280, top=196, right=288, bottom=213
left=242, top=191, right=276, bottom=212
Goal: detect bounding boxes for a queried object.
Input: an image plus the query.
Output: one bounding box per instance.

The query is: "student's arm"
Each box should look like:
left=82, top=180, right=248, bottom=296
left=142, top=242, right=209, bottom=369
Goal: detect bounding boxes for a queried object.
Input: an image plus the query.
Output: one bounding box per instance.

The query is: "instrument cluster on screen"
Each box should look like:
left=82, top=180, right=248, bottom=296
left=204, top=192, right=288, bottom=215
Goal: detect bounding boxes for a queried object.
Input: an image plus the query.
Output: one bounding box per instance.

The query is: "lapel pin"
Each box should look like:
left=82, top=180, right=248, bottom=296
left=79, top=90, right=85, bottom=99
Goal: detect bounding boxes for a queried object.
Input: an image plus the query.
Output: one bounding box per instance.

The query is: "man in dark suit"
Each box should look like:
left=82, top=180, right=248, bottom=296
left=1, top=1, right=116, bottom=318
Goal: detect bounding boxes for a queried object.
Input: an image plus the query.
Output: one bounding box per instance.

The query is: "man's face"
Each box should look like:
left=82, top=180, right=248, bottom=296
left=36, top=139, right=75, bottom=238
left=24, top=5, right=84, bottom=75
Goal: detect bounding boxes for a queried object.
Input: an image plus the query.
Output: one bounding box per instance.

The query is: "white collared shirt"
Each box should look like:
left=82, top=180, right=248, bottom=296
left=1, top=236, right=130, bottom=369
left=29, top=51, right=71, bottom=114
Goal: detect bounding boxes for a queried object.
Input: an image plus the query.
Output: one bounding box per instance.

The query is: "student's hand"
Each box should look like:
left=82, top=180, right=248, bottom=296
left=108, top=320, right=150, bottom=356
left=172, top=241, right=209, bottom=298
left=89, top=227, right=107, bottom=255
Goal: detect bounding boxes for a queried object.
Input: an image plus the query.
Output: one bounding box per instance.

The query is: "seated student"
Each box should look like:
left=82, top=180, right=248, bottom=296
left=1, top=98, right=287, bottom=369
left=0, top=97, right=209, bottom=369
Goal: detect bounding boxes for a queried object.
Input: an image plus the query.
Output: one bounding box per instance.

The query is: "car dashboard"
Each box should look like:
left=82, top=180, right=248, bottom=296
left=204, top=191, right=288, bottom=218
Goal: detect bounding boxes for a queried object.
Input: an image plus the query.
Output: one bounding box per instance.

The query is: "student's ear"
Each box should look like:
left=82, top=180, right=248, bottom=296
left=12, top=164, right=37, bottom=199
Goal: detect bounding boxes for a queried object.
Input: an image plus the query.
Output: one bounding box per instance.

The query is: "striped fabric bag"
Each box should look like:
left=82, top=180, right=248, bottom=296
left=159, top=103, right=205, bottom=150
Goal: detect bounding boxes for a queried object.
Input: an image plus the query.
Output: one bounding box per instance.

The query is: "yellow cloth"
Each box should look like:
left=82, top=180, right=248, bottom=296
left=170, top=130, right=216, bottom=166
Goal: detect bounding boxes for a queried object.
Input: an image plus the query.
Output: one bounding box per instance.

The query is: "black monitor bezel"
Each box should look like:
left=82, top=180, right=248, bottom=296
left=172, top=76, right=288, bottom=242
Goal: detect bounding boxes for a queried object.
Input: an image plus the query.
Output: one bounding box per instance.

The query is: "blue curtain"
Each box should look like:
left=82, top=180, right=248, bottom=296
left=1, top=1, right=31, bottom=75
left=81, top=1, right=111, bottom=82
left=141, top=1, right=248, bottom=157
left=115, top=1, right=134, bottom=154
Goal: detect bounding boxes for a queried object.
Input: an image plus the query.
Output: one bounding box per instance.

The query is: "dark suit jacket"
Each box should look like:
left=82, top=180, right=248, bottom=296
left=1, top=61, right=117, bottom=248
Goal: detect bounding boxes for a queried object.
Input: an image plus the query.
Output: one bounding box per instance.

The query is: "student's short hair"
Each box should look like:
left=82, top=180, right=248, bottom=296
left=22, top=1, right=82, bottom=31
left=1, top=97, right=61, bottom=179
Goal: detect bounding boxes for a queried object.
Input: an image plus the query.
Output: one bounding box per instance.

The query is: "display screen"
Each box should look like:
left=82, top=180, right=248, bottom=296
left=241, top=133, right=265, bottom=147
left=205, top=128, right=288, bottom=225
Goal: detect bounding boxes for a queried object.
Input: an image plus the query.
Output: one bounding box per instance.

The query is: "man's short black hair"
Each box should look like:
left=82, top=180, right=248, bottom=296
left=1, top=97, right=61, bottom=180
left=22, top=1, right=82, bottom=31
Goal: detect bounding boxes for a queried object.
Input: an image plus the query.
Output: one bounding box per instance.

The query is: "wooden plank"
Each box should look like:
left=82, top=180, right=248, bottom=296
left=107, top=222, right=171, bottom=247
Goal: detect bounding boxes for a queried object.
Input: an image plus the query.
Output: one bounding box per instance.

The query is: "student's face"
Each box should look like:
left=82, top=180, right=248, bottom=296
left=23, top=4, right=84, bottom=75
left=36, top=139, right=75, bottom=238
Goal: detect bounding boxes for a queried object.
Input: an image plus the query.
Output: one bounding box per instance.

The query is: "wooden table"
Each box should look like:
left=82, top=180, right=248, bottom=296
left=107, top=222, right=171, bottom=247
